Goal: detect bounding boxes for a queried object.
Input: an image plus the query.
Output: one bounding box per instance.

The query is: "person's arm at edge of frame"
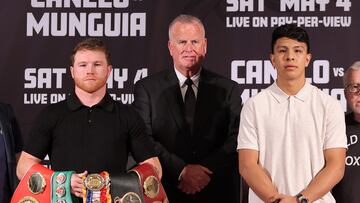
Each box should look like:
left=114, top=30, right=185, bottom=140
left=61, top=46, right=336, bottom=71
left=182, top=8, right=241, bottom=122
left=238, top=149, right=280, bottom=203
left=141, top=156, right=163, bottom=180
left=7, top=103, right=23, bottom=165
left=16, top=151, right=41, bottom=180
left=299, top=148, right=346, bottom=202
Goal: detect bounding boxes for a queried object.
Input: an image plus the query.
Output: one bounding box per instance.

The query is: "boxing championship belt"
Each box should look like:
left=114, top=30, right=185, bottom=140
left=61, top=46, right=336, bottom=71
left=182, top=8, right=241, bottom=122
left=130, top=163, right=168, bottom=203
left=11, top=163, right=54, bottom=203
left=110, top=173, right=145, bottom=203
left=82, top=171, right=111, bottom=203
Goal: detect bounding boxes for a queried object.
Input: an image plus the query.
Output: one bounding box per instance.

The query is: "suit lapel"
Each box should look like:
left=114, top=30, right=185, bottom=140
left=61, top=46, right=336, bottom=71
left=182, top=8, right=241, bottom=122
left=162, top=69, right=214, bottom=138
left=162, top=69, right=187, bottom=132
left=193, top=70, right=214, bottom=137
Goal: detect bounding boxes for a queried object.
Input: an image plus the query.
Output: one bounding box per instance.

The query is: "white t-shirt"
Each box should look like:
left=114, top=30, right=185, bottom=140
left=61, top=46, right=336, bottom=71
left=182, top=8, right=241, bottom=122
left=237, top=82, right=347, bottom=203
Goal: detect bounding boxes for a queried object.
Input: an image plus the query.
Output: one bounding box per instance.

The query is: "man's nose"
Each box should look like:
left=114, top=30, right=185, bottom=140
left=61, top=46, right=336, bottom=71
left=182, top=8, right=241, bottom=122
left=184, top=42, right=194, bottom=51
left=86, top=65, right=95, bottom=73
left=286, top=51, right=295, bottom=61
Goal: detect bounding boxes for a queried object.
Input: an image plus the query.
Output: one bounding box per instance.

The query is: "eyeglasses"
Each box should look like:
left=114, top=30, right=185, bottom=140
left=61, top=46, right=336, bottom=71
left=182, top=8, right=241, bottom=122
left=345, top=83, right=360, bottom=94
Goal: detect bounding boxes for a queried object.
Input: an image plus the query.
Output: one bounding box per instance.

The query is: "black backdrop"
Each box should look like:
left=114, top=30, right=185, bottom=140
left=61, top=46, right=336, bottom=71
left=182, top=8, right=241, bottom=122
left=1, top=0, right=359, bottom=138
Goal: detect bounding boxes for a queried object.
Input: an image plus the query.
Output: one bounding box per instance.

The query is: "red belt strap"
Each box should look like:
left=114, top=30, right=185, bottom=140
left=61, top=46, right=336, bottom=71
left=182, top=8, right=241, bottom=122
left=130, top=163, right=168, bottom=203
left=11, top=163, right=54, bottom=203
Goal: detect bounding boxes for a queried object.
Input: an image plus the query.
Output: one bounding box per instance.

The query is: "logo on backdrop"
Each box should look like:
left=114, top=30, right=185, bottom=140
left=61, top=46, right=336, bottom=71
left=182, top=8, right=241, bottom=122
left=23, top=67, right=148, bottom=105
left=346, top=134, right=359, bottom=166
left=230, top=59, right=346, bottom=110
left=226, top=0, right=352, bottom=28
left=27, top=0, right=147, bottom=37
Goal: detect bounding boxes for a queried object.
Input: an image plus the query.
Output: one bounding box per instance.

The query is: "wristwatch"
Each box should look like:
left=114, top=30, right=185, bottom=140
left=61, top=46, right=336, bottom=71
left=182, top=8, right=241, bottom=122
left=296, top=193, right=309, bottom=203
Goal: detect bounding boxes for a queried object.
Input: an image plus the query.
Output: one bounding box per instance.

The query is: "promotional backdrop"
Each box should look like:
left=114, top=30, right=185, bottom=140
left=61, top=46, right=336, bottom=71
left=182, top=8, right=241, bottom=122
left=1, top=0, right=359, bottom=138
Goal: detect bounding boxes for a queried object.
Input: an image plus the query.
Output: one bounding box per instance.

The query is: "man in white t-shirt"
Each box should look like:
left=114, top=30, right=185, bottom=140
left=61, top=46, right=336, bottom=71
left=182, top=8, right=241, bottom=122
left=237, top=24, right=347, bottom=203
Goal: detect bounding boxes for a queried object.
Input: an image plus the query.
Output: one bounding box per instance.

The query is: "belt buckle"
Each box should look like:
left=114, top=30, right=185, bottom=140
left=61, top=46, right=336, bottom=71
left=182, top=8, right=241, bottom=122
left=18, top=196, right=39, bottom=203
left=114, top=192, right=142, bottom=203
left=143, top=175, right=160, bottom=198
left=28, top=172, right=46, bottom=194
left=84, top=174, right=105, bottom=191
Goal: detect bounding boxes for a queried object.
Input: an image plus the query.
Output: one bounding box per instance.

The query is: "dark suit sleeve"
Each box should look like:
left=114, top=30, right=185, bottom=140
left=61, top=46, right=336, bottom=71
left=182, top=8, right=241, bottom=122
left=6, top=104, right=23, bottom=153
left=0, top=103, right=23, bottom=192
left=200, top=82, right=242, bottom=172
left=133, top=81, right=186, bottom=183
left=0, top=103, right=23, bottom=154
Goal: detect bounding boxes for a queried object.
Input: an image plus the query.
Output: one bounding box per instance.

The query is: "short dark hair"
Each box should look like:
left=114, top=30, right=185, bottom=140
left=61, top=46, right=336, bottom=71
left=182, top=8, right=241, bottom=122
left=70, top=38, right=111, bottom=65
left=271, top=24, right=310, bottom=53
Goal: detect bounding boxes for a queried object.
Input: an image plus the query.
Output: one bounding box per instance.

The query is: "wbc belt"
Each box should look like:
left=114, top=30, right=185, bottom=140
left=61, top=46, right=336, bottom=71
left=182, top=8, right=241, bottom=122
left=130, top=163, right=168, bottom=203
left=11, top=163, right=54, bottom=203
left=52, top=171, right=79, bottom=203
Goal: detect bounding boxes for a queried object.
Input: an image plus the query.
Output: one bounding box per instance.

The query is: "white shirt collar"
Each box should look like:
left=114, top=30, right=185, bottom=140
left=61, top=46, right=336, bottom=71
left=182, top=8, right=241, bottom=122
left=174, top=67, right=201, bottom=88
left=270, top=81, right=311, bottom=103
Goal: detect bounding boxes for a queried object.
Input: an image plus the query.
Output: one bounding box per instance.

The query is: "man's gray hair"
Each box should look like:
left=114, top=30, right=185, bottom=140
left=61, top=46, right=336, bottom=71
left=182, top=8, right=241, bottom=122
left=168, top=14, right=205, bottom=40
left=343, top=61, right=360, bottom=86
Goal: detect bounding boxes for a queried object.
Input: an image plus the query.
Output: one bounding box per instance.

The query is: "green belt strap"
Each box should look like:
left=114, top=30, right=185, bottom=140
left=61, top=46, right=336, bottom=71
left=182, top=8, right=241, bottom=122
left=51, top=171, right=79, bottom=203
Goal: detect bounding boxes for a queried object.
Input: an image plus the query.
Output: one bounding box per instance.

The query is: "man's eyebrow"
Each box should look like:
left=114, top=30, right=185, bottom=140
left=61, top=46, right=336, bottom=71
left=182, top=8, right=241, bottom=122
left=275, top=45, right=305, bottom=49
left=293, top=45, right=306, bottom=49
